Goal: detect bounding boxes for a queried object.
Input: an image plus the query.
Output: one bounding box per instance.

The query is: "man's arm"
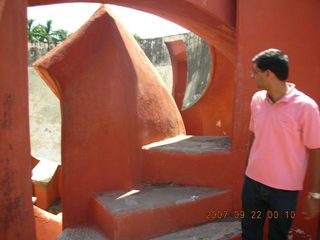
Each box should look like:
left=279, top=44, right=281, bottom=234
left=303, top=148, right=320, bottom=219
left=245, top=133, right=255, bottom=167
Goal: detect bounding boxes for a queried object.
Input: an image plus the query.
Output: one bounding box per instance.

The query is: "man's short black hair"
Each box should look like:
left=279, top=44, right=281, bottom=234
left=252, top=49, right=289, bottom=81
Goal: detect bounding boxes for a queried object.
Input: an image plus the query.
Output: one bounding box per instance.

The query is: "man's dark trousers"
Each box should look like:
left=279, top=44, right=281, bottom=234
left=241, top=176, right=299, bottom=240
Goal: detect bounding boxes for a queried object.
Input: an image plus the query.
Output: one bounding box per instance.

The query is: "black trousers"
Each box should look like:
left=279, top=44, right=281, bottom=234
left=241, top=176, right=299, bottom=240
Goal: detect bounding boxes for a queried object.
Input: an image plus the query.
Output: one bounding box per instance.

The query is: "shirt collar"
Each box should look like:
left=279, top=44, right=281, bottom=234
left=265, top=83, right=296, bottom=104
left=279, top=83, right=296, bottom=103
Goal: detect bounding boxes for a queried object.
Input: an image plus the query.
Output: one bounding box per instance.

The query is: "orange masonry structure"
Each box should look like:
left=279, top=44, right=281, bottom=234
left=0, top=0, right=319, bottom=239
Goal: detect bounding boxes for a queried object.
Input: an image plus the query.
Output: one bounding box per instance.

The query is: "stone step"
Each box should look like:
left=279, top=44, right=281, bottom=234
left=56, top=219, right=241, bottom=240
left=56, top=226, right=107, bottom=240
left=151, top=217, right=241, bottom=240
left=142, top=135, right=233, bottom=187
left=90, top=184, right=232, bottom=240
left=143, top=135, right=231, bottom=153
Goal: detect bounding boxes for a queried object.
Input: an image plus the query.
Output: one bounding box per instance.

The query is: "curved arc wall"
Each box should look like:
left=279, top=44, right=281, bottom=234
left=28, top=0, right=236, bottom=63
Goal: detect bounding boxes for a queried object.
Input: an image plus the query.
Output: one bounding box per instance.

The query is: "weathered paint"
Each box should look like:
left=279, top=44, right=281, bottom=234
left=0, top=0, right=36, bottom=239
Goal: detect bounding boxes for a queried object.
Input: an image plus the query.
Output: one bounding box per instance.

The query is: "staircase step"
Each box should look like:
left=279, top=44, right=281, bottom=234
left=151, top=217, right=241, bottom=240
left=91, top=184, right=232, bottom=240
left=142, top=136, right=233, bottom=187
left=56, top=226, right=107, bottom=240
left=143, top=135, right=231, bottom=153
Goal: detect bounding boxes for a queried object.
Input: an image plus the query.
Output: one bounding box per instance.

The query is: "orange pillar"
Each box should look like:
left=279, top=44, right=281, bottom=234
left=0, top=1, right=36, bottom=239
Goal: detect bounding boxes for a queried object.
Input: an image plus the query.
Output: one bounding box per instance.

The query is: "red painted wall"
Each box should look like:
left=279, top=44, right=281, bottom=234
left=187, top=0, right=236, bottom=27
left=233, top=0, right=320, bottom=237
left=0, top=0, right=36, bottom=239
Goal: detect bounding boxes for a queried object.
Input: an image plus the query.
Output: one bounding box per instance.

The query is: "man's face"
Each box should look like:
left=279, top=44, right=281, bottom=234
left=251, top=63, right=267, bottom=89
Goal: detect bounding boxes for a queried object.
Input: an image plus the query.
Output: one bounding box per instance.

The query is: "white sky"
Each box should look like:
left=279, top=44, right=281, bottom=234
left=27, top=3, right=189, bottom=38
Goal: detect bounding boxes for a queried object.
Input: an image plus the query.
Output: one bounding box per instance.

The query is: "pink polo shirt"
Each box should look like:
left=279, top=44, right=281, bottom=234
left=246, top=83, right=320, bottom=190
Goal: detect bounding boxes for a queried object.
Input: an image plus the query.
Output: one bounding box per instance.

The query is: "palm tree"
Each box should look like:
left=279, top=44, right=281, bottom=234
left=52, top=29, right=70, bottom=42
left=28, top=19, right=70, bottom=44
left=28, top=19, right=35, bottom=42
left=32, top=20, right=53, bottom=43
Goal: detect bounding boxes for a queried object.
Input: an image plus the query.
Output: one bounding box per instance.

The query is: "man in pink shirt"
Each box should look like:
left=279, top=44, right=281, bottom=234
left=242, top=49, right=320, bottom=240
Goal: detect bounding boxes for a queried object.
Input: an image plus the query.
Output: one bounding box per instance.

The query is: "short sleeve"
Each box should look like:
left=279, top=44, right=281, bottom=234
left=249, top=95, right=257, bottom=133
left=302, top=102, right=320, bottom=149
left=249, top=105, right=254, bottom=132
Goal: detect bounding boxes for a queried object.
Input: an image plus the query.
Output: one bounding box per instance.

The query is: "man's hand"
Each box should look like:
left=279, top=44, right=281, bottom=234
left=303, top=148, right=320, bottom=219
left=303, top=196, right=320, bottom=220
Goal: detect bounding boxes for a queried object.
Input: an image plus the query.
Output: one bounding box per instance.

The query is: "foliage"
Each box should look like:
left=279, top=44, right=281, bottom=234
left=52, top=29, right=69, bottom=42
left=133, top=33, right=141, bottom=40
left=28, top=19, right=71, bottom=43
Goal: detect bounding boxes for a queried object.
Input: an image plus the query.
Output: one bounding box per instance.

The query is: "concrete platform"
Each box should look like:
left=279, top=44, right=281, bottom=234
left=143, top=135, right=230, bottom=153
left=91, top=184, right=232, bottom=240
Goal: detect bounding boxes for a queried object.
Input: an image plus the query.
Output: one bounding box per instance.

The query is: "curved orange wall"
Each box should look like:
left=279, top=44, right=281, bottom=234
left=182, top=47, right=235, bottom=136
left=28, top=0, right=236, bottom=63
left=187, top=0, right=236, bottom=27
left=165, top=40, right=235, bottom=136
left=34, top=6, right=185, bottom=226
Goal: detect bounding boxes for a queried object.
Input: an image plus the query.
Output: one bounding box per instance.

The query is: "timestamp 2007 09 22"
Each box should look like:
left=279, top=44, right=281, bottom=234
left=206, top=210, right=296, bottom=220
